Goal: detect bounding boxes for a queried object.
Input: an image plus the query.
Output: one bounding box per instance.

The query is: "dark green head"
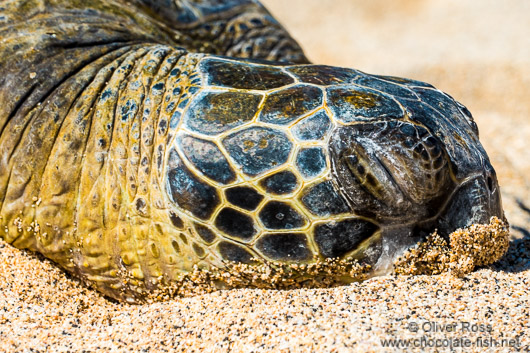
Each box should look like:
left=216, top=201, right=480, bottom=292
left=168, top=58, right=503, bottom=269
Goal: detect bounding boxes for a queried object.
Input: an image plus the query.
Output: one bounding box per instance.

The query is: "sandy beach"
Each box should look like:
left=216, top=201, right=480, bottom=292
left=1, top=0, right=529, bottom=352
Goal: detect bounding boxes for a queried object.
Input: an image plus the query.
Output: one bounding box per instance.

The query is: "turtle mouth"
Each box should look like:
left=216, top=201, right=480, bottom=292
left=364, top=172, right=503, bottom=276
left=430, top=173, right=504, bottom=237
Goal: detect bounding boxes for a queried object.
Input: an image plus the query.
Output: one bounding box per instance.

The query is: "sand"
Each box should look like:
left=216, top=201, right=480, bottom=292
left=1, top=0, right=529, bottom=352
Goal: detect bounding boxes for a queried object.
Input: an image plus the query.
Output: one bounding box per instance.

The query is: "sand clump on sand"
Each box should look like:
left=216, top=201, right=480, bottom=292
left=1, top=0, right=529, bottom=352
left=394, top=217, right=510, bottom=277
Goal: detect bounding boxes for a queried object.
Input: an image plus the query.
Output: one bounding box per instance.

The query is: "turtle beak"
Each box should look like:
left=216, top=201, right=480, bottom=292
left=434, top=169, right=504, bottom=236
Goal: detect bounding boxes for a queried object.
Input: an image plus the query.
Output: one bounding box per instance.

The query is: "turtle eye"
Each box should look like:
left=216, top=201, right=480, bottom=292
left=340, top=148, right=384, bottom=201
left=485, top=170, right=499, bottom=195
left=486, top=176, right=494, bottom=193
left=482, top=160, right=498, bottom=195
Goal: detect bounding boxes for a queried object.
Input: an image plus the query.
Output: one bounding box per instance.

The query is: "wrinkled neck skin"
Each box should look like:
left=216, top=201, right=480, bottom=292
left=0, top=0, right=503, bottom=302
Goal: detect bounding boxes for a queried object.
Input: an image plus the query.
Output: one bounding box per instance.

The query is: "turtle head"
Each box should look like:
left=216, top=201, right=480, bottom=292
left=329, top=119, right=503, bottom=238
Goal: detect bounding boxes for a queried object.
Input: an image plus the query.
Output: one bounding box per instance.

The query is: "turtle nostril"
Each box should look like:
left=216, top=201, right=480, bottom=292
left=486, top=175, right=494, bottom=193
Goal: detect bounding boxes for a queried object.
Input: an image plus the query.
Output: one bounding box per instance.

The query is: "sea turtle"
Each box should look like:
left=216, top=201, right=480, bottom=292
left=0, top=0, right=507, bottom=302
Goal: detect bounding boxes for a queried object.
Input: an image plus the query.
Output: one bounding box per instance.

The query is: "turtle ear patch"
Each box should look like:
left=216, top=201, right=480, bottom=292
left=215, top=207, right=257, bottom=241
left=259, top=201, right=307, bottom=230
left=166, top=148, right=220, bottom=220
left=313, top=219, right=380, bottom=258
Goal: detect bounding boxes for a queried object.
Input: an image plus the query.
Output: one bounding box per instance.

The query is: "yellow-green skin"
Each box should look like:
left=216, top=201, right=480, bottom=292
left=0, top=0, right=504, bottom=302
left=0, top=0, right=311, bottom=301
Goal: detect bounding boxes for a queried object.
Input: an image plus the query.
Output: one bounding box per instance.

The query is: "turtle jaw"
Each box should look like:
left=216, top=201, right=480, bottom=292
left=329, top=121, right=504, bottom=275
left=432, top=171, right=504, bottom=237
left=364, top=172, right=504, bottom=276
